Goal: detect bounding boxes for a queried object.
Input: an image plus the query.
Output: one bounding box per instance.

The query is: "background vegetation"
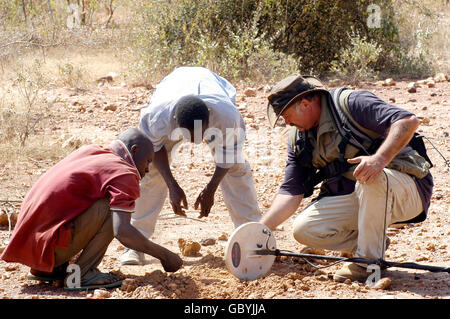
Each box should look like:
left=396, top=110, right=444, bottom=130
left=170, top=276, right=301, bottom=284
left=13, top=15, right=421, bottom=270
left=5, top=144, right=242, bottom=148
left=1, top=0, right=448, bottom=82
left=0, top=0, right=448, bottom=154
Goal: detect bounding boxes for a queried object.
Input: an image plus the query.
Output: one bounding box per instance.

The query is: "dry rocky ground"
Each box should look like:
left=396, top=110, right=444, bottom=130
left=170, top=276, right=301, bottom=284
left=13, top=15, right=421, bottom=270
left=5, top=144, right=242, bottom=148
left=0, top=75, right=448, bottom=300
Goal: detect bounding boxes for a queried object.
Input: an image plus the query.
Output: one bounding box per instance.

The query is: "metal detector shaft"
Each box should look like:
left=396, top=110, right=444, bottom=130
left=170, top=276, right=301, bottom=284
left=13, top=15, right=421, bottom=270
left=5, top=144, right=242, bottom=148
left=256, top=249, right=450, bottom=273
left=375, top=261, right=450, bottom=273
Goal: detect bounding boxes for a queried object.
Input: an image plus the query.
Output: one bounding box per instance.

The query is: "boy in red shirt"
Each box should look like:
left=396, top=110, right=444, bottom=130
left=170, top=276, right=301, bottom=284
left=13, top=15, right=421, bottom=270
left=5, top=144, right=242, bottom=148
left=1, top=128, right=182, bottom=289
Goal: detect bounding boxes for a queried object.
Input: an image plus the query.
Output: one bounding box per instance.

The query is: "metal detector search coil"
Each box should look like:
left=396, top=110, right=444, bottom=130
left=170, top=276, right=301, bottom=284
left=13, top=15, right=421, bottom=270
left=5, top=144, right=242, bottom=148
left=225, top=222, right=450, bottom=281
left=225, top=222, right=277, bottom=281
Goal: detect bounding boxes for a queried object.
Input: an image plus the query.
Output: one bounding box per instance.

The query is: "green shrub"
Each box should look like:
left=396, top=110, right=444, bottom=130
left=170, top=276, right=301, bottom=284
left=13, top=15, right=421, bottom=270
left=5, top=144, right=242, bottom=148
left=132, top=0, right=410, bottom=80
left=132, top=0, right=300, bottom=83
left=330, top=31, right=382, bottom=83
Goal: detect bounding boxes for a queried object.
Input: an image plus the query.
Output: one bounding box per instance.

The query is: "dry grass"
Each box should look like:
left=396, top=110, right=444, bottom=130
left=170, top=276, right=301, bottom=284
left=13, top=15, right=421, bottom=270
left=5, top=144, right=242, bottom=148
left=395, top=0, right=450, bottom=73
left=0, top=0, right=448, bottom=182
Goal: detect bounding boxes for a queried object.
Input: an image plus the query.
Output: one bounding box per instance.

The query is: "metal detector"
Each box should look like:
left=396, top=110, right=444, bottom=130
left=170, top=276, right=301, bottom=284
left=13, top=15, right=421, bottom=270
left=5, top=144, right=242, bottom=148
left=225, top=222, right=450, bottom=281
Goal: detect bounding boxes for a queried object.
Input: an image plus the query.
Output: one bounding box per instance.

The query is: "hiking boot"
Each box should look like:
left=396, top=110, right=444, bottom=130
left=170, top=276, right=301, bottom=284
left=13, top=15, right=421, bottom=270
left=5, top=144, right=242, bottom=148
left=120, top=248, right=145, bottom=266
left=333, top=262, right=369, bottom=283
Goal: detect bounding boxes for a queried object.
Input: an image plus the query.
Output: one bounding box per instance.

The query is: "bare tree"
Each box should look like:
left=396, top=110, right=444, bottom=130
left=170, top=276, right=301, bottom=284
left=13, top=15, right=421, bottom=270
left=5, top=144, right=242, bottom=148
left=105, top=0, right=115, bottom=28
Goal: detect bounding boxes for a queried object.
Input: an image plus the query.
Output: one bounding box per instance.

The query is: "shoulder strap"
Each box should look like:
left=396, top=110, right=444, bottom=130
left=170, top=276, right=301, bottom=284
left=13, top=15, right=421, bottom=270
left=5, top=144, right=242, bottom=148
left=336, top=89, right=381, bottom=140
left=328, top=88, right=380, bottom=155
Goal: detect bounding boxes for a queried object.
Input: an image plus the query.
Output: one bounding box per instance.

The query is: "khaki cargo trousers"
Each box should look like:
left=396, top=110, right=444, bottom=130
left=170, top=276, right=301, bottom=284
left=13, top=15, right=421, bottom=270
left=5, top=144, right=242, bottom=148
left=293, top=168, right=423, bottom=261
left=53, top=198, right=113, bottom=283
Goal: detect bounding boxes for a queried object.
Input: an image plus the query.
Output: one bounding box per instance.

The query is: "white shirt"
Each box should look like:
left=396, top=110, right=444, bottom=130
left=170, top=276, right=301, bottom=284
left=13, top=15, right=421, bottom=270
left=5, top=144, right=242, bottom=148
left=139, top=67, right=246, bottom=168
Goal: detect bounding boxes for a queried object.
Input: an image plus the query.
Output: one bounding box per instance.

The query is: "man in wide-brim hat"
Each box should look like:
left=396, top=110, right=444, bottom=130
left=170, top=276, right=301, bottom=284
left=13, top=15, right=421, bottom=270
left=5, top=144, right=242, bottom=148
left=260, top=74, right=433, bottom=282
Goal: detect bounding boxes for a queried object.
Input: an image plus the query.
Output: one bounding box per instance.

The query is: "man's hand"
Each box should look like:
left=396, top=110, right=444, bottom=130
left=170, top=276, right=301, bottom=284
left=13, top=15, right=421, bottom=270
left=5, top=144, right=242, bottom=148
left=160, top=250, right=183, bottom=272
left=194, top=186, right=216, bottom=218
left=348, top=154, right=389, bottom=185
left=348, top=115, right=420, bottom=185
left=194, top=165, right=229, bottom=218
left=168, top=184, right=188, bottom=217
left=112, top=210, right=183, bottom=273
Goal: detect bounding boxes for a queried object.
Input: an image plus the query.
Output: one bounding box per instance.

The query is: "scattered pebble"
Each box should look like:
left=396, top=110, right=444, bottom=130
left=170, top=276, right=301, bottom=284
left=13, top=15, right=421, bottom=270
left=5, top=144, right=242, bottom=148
left=372, top=277, right=392, bottom=290
left=93, top=289, right=111, bottom=299
left=178, top=238, right=201, bottom=256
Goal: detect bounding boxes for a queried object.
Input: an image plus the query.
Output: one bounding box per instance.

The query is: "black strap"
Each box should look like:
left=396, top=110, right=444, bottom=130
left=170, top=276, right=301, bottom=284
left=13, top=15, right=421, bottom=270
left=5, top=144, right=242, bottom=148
left=328, top=88, right=375, bottom=155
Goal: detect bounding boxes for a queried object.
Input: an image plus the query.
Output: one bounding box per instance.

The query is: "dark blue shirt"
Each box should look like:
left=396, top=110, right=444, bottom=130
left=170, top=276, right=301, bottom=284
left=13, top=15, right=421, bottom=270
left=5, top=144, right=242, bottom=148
left=279, top=90, right=433, bottom=218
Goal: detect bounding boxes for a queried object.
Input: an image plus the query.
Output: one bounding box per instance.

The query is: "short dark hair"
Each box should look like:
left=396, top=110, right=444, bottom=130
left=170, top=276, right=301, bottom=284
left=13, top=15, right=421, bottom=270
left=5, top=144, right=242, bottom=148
left=175, top=96, right=209, bottom=130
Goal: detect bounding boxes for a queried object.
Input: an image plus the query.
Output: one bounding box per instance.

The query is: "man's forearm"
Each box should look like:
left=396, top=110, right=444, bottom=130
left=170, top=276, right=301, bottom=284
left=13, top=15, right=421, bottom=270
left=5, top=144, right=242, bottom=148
left=207, top=166, right=229, bottom=191
left=112, top=211, right=173, bottom=261
left=260, top=193, right=303, bottom=231
left=349, top=115, right=420, bottom=184
left=153, top=147, right=178, bottom=188
left=375, top=115, right=420, bottom=165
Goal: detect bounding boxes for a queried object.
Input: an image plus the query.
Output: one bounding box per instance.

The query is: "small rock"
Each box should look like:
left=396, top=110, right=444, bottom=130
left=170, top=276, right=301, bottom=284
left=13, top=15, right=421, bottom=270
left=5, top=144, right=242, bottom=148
left=372, top=277, right=392, bottom=290
left=120, top=278, right=138, bottom=292
left=407, top=82, right=417, bottom=93
left=264, top=291, right=277, bottom=298
left=313, top=269, right=326, bottom=276
left=419, top=117, right=430, bottom=125
left=237, top=103, right=247, bottom=111
left=168, top=283, right=178, bottom=290
left=200, top=238, right=216, bottom=246
left=389, top=97, right=396, bottom=103
left=299, top=247, right=325, bottom=255
left=93, top=289, right=111, bottom=299
left=434, top=73, right=446, bottom=82
left=5, top=265, right=18, bottom=271
left=384, top=78, right=396, bottom=86
left=218, top=232, right=228, bottom=241
left=178, top=238, right=201, bottom=256
left=76, top=105, right=86, bottom=113
left=0, top=211, right=17, bottom=227
left=416, top=79, right=427, bottom=86
left=243, top=88, right=257, bottom=97
left=103, top=104, right=118, bottom=112
left=299, top=284, right=310, bottom=291
left=427, top=80, right=436, bottom=88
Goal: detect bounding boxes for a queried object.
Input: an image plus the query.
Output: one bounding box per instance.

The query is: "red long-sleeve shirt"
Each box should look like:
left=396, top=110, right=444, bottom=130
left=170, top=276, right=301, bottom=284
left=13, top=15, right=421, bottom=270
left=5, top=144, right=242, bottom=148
left=1, top=141, right=140, bottom=272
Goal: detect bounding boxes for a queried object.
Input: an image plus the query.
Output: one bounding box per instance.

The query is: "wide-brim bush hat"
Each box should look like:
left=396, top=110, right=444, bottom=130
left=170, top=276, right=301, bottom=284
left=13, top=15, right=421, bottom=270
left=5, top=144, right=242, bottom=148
left=267, top=75, right=327, bottom=127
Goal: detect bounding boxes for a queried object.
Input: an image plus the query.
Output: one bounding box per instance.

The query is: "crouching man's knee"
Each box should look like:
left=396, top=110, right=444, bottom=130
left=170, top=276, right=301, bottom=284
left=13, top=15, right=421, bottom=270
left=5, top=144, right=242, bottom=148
left=292, top=215, right=312, bottom=245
